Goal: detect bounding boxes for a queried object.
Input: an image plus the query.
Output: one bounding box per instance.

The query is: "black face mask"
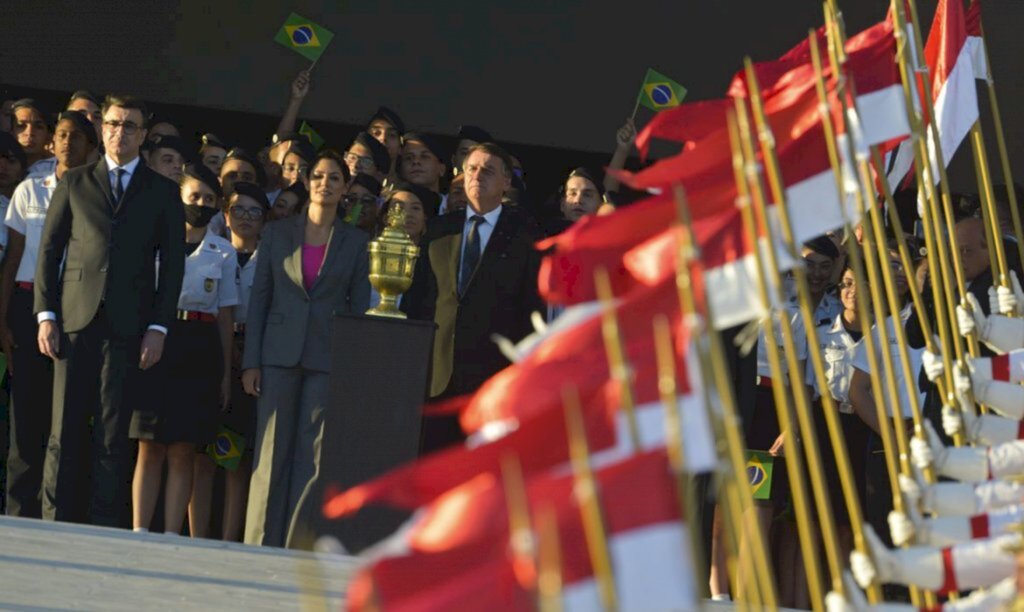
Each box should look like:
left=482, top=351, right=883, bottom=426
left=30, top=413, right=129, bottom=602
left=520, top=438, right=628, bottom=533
left=183, top=205, right=217, bottom=228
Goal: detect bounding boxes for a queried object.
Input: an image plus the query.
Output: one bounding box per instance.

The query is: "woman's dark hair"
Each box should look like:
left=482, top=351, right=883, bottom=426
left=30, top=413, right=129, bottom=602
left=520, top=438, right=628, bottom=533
left=307, top=150, right=352, bottom=184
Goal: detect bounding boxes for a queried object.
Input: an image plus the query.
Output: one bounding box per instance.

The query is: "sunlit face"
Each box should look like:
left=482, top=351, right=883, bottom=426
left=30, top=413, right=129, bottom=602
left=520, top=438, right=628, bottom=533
left=838, top=269, right=857, bottom=313
left=889, top=253, right=909, bottom=299
left=389, top=191, right=427, bottom=242
left=281, top=151, right=308, bottom=188
left=560, top=176, right=601, bottom=222
left=180, top=177, right=218, bottom=209
left=462, top=150, right=510, bottom=214
left=956, top=218, right=990, bottom=283
left=308, top=158, right=348, bottom=207
left=148, top=147, right=184, bottom=183
left=400, top=141, right=444, bottom=189
left=219, top=158, right=257, bottom=198
left=226, top=193, right=266, bottom=239
left=66, top=98, right=102, bottom=143
left=101, top=106, right=147, bottom=162
left=344, top=143, right=379, bottom=178
left=447, top=178, right=469, bottom=214
left=802, top=247, right=835, bottom=296
left=344, top=183, right=379, bottom=233
left=13, top=107, right=50, bottom=155
left=368, top=119, right=401, bottom=161
left=52, top=118, right=92, bottom=170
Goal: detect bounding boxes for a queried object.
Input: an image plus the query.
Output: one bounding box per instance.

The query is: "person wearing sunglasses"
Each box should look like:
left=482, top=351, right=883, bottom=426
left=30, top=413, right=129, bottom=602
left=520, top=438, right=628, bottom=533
left=129, top=162, right=238, bottom=537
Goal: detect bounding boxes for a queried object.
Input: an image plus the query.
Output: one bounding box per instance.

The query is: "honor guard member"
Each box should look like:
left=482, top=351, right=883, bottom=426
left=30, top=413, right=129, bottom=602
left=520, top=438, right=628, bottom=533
left=344, top=131, right=390, bottom=182
left=199, top=133, right=228, bottom=176
left=129, top=162, right=239, bottom=536
left=366, top=106, right=405, bottom=174
left=451, top=125, right=493, bottom=176
left=12, top=99, right=54, bottom=178
left=145, top=134, right=188, bottom=183
left=1, top=113, right=95, bottom=517
left=217, top=181, right=269, bottom=541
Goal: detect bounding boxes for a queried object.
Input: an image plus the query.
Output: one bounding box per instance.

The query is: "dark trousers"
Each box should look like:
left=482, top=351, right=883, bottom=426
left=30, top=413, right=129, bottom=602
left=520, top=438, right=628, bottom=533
left=5, top=287, right=54, bottom=517
left=42, top=306, right=140, bottom=527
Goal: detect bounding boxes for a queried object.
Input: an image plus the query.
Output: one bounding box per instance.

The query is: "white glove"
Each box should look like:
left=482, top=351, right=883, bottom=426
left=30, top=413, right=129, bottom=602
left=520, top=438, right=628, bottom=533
left=888, top=510, right=917, bottom=547
left=943, top=576, right=1018, bottom=612
left=922, top=349, right=945, bottom=383
left=956, top=292, right=986, bottom=338
left=913, top=420, right=990, bottom=483
left=994, top=283, right=1018, bottom=316
left=901, top=472, right=981, bottom=516
left=968, top=358, right=1024, bottom=419
left=942, top=404, right=964, bottom=440
left=824, top=590, right=854, bottom=612
left=970, top=351, right=1024, bottom=383
left=851, top=525, right=946, bottom=591
left=1011, top=270, right=1024, bottom=316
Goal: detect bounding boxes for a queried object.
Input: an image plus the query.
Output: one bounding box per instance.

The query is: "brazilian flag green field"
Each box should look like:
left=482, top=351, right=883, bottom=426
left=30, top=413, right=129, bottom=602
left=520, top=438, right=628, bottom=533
left=274, top=13, right=334, bottom=62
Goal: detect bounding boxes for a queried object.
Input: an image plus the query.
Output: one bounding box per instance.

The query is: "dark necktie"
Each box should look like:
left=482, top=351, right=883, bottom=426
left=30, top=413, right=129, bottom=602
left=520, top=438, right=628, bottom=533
left=112, top=168, right=126, bottom=203
left=459, top=215, right=485, bottom=296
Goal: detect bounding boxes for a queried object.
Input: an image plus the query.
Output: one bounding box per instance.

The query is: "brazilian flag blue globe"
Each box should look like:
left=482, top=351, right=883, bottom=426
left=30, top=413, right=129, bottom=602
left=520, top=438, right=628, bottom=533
left=274, top=12, right=334, bottom=63
left=638, top=68, right=687, bottom=112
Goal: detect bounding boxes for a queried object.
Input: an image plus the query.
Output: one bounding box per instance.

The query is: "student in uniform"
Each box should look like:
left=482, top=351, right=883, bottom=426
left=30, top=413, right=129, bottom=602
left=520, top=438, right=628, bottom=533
left=199, top=133, right=228, bottom=176
left=1, top=112, right=95, bottom=518
left=344, top=132, right=390, bottom=183
left=279, top=139, right=314, bottom=190
left=343, top=173, right=383, bottom=235
left=366, top=106, right=405, bottom=176
left=129, top=162, right=238, bottom=535
left=807, top=263, right=871, bottom=561
left=216, top=182, right=268, bottom=541
left=12, top=99, right=53, bottom=177
left=241, top=150, right=371, bottom=547
left=144, top=134, right=188, bottom=183
left=270, top=181, right=308, bottom=222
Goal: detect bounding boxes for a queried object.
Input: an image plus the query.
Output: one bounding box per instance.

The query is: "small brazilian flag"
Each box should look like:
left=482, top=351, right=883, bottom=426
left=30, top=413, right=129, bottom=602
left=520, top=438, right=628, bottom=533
left=274, top=13, right=334, bottom=63
left=299, top=121, right=325, bottom=151
left=745, top=450, right=775, bottom=501
left=638, top=68, right=688, bottom=111
left=207, top=425, right=246, bottom=472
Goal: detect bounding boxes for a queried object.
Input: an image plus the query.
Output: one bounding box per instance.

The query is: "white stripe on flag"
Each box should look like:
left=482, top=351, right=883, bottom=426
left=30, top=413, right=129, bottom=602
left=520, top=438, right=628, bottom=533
left=966, top=35, right=989, bottom=83
left=562, top=523, right=697, bottom=610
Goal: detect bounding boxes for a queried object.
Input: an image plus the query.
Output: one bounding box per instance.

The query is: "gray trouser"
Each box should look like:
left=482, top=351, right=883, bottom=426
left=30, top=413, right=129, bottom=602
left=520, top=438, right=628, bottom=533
left=244, top=365, right=327, bottom=547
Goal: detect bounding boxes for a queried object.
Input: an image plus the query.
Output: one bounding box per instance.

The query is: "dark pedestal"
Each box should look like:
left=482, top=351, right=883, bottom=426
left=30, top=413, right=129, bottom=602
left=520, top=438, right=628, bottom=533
left=299, top=313, right=434, bottom=553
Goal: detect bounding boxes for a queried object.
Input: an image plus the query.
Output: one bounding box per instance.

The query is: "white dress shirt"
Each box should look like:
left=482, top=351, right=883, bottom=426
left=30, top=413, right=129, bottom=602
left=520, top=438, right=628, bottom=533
left=37, top=156, right=169, bottom=335
left=5, top=173, right=57, bottom=282
left=458, top=204, right=502, bottom=287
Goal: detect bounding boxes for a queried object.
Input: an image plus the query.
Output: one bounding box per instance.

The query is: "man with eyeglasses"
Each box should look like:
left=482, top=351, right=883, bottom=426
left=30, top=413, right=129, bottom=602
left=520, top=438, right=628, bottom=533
left=12, top=99, right=54, bottom=178
left=344, top=132, right=389, bottom=182
left=2, top=111, right=96, bottom=518
left=34, top=94, right=185, bottom=526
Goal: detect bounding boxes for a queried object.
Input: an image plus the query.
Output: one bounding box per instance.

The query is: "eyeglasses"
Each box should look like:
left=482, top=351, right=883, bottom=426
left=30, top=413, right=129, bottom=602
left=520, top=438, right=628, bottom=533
left=343, top=151, right=375, bottom=170
left=838, top=281, right=856, bottom=291
left=103, top=120, right=141, bottom=135
left=343, top=194, right=379, bottom=208
left=228, top=206, right=265, bottom=220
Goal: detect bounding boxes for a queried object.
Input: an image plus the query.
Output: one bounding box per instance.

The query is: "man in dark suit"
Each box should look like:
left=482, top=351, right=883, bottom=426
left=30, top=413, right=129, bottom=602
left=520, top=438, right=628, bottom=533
left=35, top=95, right=185, bottom=526
left=405, top=142, right=544, bottom=453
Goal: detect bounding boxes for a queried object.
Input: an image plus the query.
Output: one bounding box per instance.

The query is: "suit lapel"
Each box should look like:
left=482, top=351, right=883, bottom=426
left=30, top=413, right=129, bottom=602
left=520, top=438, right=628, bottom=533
left=309, top=220, right=346, bottom=294
left=92, top=159, right=115, bottom=209
left=117, top=164, right=147, bottom=214
left=428, top=233, right=461, bottom=299
left=284, top=215, right=307, bottom=295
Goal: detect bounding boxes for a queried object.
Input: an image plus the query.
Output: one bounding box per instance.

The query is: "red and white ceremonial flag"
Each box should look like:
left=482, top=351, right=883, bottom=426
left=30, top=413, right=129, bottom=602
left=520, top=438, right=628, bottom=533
left=965, top=0, right=988, bottom=82
left=886, top=0, right=979, bottom=190
left=345, top=450, right=697, bottom=612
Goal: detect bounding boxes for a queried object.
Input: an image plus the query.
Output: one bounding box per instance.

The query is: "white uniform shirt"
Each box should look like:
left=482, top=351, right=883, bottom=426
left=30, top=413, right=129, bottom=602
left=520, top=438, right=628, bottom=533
left=178, top=232, right=240, bottom=315
left=26, top=157, right=56, bottom=179
left=757, top=292, right=842, bottom=379
left=851, top=306, right=924, bottom=419
left=811, top=314, right=861, bottom=413
left=234, top=249, right=257, bottom=325
left=5, top=173, right=57, bottom=282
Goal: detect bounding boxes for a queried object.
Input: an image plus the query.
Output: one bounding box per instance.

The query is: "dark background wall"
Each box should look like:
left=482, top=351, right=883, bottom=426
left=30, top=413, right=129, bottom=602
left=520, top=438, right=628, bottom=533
left=3, top=1, right=1021, bottom=198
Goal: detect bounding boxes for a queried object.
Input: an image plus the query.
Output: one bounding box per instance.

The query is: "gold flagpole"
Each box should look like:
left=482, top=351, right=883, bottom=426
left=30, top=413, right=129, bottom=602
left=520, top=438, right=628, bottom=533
left=536, top=503, right=564, bottom=612
left=594, top=268, right=642, bottom=452
left=970, top=123, right=1010, bottom=286
left=562, top=386, right=618, bottom=611
left=668, top=184, right=773, bottom=608
left=500, top=453, right=538, bottom=604
left=975, top=19, right=1024, bottom=270
left=652, top=314, right=710, bottom=604
left=744, top=58, right=855, bottom=599
left=731, top=101, right=826, bottom=610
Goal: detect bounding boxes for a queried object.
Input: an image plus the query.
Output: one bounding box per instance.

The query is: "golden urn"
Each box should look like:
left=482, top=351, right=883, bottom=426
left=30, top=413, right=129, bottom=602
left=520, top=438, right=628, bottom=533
left=366, top=203, right=420, bottom=318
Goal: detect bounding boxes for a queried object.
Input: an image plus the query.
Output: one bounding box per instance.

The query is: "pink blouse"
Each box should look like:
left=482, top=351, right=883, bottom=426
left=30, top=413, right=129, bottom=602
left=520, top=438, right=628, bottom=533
left=302, top=243, right=328, bottom=291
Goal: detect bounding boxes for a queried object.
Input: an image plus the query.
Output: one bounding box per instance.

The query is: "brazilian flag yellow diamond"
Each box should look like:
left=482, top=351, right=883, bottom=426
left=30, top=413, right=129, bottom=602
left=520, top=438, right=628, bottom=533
left=638, top=68, right=687, bottom=111
left=274, top=13, right=334, bottom=62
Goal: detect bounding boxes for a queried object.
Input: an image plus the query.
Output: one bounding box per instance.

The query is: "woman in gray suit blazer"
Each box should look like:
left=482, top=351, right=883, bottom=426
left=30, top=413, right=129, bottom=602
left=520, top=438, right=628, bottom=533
left=240, top=151, right=371, bottom=547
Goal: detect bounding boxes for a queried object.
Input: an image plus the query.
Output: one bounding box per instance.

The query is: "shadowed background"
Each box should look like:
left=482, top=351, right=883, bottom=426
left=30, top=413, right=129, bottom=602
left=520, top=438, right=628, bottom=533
left=2, top=1, right=1019, bottom=198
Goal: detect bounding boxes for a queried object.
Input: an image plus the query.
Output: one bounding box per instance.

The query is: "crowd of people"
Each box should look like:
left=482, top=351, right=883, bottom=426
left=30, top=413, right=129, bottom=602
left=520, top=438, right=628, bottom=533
left=0, top=70, right=633, bottom=547
left=4, top=64, right=1024, bottom=609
